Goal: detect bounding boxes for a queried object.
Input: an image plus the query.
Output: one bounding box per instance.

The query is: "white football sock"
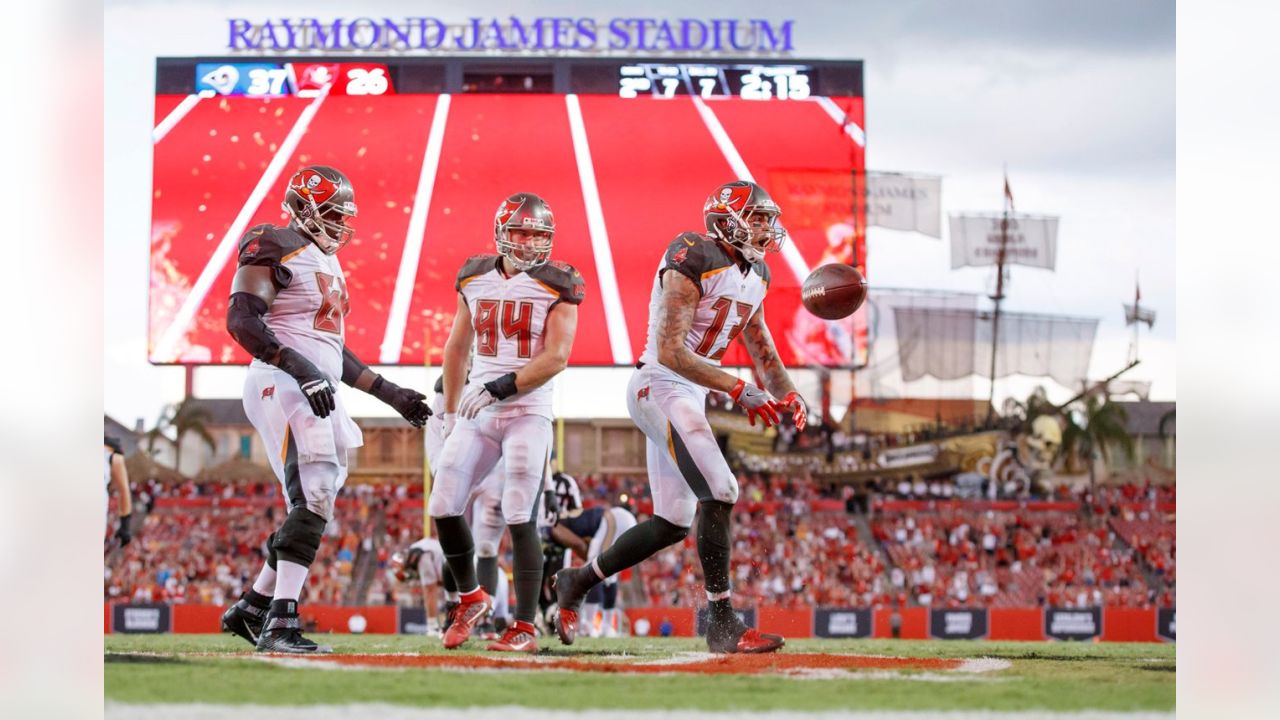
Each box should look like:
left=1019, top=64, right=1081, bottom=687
left=251, top=562, right=277, bottom=596
left=273, top=560, right=309, bottom=602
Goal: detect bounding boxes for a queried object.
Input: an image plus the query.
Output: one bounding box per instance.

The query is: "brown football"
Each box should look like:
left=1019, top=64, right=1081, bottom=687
left=801, top=264, right=868, bottom=320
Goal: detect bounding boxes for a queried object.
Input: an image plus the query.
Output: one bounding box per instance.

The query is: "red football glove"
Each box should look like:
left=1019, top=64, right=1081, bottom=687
left=780, top=391, right=808, bottom=431
left=729, top=379, right=781, bottom=428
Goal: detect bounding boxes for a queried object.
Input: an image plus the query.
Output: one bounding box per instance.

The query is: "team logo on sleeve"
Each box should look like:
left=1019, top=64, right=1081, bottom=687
left=242, top=237, right=261, bottom=259
left=672, top=246, right=689, bottom=264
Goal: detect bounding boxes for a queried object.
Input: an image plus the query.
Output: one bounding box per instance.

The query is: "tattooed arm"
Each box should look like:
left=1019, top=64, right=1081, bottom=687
left=655, top=271, right=740, bottom=393
left=741, top=306, right=807, bottom=430
left=739, top=306, right=797, bottom=398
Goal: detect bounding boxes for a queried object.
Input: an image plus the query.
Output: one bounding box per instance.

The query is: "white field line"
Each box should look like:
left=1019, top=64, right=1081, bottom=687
left=379, top=93, right=453, bottom=363
left=690, top=96, right=811, bottom=284
left=106, top=703, right=1175, bottom=720
left=565, top=93, right=633, bottom=364
left=151, top=89, right=330, bottom=362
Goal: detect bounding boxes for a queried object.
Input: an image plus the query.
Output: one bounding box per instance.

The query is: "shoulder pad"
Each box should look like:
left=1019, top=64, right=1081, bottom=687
left=237, top=225, right=309, bottom=268
left=529, top=260, right=586, bottom=305
left=456, top=254, right=499, bottom=292
left=662, top=233, right=731, bottom=292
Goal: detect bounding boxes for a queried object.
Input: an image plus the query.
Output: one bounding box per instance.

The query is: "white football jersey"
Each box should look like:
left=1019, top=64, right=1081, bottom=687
left=454, top=255, right=585, bottom=418
left=637, top=233, right=771, bottom=369
left=237, top=225, right=349, bottom=382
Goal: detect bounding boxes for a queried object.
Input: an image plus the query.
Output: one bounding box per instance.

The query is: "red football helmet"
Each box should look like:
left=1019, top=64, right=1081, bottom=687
left=494, top=193, right=555, bottom=271
left=388, top=549, right=420, bottom=583
left=282, top=165, right=357, bottom=254
left=703, top=180, right=786, bottom=262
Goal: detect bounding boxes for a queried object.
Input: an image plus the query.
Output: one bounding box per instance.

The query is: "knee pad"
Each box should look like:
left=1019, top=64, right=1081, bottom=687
left=272, top=508, right=326, bottom=567
left=652, top=515, right=691, bottom=546
left=266, top=531, right=278, bottom=570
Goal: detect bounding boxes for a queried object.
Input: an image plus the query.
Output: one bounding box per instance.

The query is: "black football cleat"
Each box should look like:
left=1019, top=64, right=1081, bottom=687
left=553, top=567, right=597, bottom=646
left=706, top=617, right=785, bottom=654
left=255, top=599, right=332, bottom=654
left=221, top=591, right=270, bottom=647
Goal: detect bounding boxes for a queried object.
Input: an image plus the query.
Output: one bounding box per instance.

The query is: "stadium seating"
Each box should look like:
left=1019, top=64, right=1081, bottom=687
left=105, top=475, right=1173, bottom=611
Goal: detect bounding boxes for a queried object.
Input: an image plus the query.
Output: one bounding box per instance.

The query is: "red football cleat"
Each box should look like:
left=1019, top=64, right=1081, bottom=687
left=486, top=621, right=538, bottom=653
left=707, top=617, right=786, bottom=654
left=731, top=628, right=786, bottom=654
left=556, top=606, right=579, bottom=646
left=441, top=590, right=492, bottom=649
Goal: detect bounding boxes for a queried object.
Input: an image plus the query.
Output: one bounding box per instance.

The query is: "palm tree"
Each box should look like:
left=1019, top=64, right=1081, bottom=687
left=1060, top=394, right=1135, bottom=489
left=1004, top=386, right=1057, bottom=428
left=146, top=398, right=216, bottom=472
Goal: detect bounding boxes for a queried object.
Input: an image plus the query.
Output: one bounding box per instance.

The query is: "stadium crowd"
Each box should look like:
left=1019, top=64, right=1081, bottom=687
left=105, top=472, right=1174, bottom=611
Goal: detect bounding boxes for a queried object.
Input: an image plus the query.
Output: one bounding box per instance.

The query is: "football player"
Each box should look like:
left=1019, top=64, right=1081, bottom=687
left=390, top=537, right=447, bottom=634
left=554, top=181, right=807, bottom=654
left=220, top=166, right=432, bottom=653
left=103, top=436, right=133, bottom=550
left=389, top=538, right=512, bottom=636
left=429, top=192, right=585, bottom=652
left=543, top=473, right=636, bottom=638
left=424, top=374, right=508, bottom=633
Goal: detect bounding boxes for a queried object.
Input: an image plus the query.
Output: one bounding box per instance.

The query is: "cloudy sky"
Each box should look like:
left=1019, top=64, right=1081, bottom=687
left=104, top=0, right=1175, bottom=428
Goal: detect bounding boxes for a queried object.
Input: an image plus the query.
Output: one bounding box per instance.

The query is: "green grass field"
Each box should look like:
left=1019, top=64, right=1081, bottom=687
left=105, top=634, right=1174, bottom=716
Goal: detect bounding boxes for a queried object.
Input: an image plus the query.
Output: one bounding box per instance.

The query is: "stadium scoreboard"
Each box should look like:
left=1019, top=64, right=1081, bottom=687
left=159, top=57, right=863, bottom=100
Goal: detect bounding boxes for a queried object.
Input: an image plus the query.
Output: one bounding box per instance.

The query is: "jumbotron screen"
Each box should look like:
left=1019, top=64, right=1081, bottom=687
left=148, top=57, right=866, bottom=367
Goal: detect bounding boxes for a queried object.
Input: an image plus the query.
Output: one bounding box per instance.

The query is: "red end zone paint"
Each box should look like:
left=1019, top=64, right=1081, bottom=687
left=302, top=653, right=963, bottom=675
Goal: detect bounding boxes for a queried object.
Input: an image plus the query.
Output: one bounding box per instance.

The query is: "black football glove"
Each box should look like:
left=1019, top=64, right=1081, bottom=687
left=277, top=347, right=336, bottom=418
left=371, top=378, right=432, bottom=427
left=115, top=514, right=133, bottom=547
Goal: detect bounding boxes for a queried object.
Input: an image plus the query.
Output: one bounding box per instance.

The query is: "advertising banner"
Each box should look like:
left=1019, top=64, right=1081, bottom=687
left=929, top=608, right=989, bottom=640
left=398, top=607, right=430, bottom=635
left=111, top=603, right=172, bottom=634
left=813, top=607, right=873, bottom=638
left=949, top=213, right=1058, bottom=270
left=1157, top=608, right=1175, bottom=642
left=695, top=607, right=757, bottom=636
left=1045, top=607, right=1102, bottom=641
left=867, top=172, right=942, bottom=238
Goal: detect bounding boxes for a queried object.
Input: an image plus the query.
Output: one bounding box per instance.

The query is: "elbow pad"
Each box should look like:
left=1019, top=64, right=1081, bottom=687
left=341, top=346, right=371, bottom=386
left=226, top=293, right=282, bottom=363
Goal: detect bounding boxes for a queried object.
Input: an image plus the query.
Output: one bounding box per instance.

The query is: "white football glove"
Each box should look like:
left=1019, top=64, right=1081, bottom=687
left=729, top=379, right=782, bottom=428
left=458, top=385, right=499, bottom=420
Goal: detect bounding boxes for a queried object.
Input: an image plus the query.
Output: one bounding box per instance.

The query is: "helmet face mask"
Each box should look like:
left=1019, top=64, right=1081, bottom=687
left=553, top=472, right=582, bottom=517
left=494, top=193, right=555, bottom=271
left=703, top=181, right=787, bottom=263
left=282, top=165, right=358, bottom=254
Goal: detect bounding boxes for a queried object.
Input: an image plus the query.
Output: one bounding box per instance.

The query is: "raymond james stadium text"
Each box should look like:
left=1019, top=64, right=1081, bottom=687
left=226, top=17, right=797, bottom=53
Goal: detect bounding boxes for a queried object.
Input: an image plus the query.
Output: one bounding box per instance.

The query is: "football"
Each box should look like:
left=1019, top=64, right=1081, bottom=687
left=801, top=264, right=868, bottom=320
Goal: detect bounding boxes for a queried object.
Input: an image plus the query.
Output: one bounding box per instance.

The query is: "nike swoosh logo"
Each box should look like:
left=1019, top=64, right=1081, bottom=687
left=683, top=238, right=695, bottom=246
